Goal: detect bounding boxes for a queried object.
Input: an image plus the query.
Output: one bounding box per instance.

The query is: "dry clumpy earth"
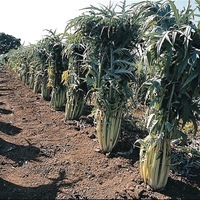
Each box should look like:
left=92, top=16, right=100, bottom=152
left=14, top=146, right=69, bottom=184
left=0, top=67, right=199, bottom=200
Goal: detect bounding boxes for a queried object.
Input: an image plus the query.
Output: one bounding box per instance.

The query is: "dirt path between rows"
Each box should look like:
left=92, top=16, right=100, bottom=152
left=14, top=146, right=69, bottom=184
left=0, top=67, right=199, bottom=199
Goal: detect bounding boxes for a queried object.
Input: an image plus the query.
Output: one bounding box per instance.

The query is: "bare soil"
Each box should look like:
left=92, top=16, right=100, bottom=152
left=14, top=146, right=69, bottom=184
left=0, top=67, right=199, bottom=199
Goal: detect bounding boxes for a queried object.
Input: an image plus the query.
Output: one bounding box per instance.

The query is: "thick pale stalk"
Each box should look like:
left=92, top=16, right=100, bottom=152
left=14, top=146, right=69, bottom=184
left=50, top=87, right=66, bottom=110
left=157, top=139, right=171, bottom=188
left=41, top=81, right=51, bottom=100
left=28, top=74, right=35, bottom=89
left=95, top=105, right=123, bottom=153
left=33, top=75, right=41, bottom=93
left=139, top=136, right=171, bottom=190
left=65, top=90, right=85, bottom=120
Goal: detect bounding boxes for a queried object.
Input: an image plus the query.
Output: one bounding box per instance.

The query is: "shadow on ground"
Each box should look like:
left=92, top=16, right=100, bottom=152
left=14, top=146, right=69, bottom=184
left=0, top=93, right=8, bottom=97
left=0, top=80, right=7, bottom=84
left=0, top=108, right=13, bottom=114
left=160, top=177, right=200, bottom=199
left=0, top=171, right=75, bottom=200
left=0, top=121, right=22, bottom=135
left=0, top=138, right=40, bottom=166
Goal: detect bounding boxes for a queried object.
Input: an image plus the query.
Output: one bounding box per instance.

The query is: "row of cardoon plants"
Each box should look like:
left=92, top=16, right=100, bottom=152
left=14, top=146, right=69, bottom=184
left=4, top=0, right=200, bottom=191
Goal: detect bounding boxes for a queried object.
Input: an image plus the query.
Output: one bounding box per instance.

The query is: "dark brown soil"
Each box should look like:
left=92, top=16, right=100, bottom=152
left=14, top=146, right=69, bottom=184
left=0, top=67, right=199, bottom=199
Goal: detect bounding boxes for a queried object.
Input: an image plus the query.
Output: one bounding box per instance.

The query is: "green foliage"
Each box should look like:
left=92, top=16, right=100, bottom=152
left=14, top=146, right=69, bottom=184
left=0, top=32, right=21, bottom=54
left=3, top=0, right=200, bottom=181
left=144, top=0, right=200, bottom=139
left=41, top=29, right=68, bottom=110
left=65, top=0, right=147, bottom=152
left=137, top=0, right=200, bottom=190
left=62, top=33, right=88, bottom=119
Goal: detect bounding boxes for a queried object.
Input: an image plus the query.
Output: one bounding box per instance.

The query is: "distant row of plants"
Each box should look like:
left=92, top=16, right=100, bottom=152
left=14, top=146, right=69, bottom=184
left=3, top=0, right=200, bottom=191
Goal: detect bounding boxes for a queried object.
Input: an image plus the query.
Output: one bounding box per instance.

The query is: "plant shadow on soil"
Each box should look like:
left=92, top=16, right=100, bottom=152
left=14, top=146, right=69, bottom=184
left=0, top=108, right=13, bottom=114
left=160, top=177, right=200, bottom=199
left=0, top=171, right=76, bottom=200
left=0, top=93, right=7, bottom=97
left=0, top=102, right=5, bottom=105
left=0, top=121, right=22, bottom=135
left=0, top=138, right=41, bottom=167
left=0, top=80, right=7, bottom=84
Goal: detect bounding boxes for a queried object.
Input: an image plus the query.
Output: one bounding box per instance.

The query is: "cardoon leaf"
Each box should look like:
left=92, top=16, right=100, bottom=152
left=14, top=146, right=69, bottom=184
left=157, top=31, right=172, bottom=55
left=169, top=0, right=181, bottom=27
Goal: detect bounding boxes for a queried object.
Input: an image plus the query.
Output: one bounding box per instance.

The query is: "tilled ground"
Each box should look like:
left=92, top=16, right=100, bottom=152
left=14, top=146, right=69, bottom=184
left=0, top=67, right=200, bottom=199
